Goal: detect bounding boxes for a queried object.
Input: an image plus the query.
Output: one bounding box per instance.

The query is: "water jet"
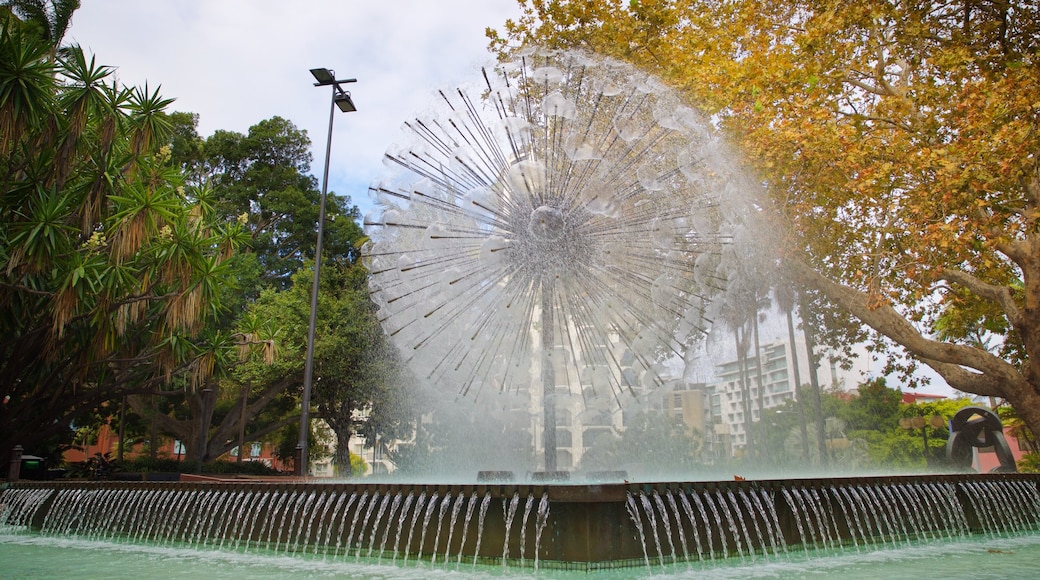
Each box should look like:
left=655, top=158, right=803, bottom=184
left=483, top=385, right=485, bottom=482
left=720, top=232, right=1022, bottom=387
left=2, top=473, right=1039, bottom=572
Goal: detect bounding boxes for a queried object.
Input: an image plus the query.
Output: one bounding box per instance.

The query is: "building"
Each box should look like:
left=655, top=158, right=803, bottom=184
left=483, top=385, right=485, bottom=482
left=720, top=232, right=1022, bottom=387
left=901, top=392, right=948, bottom=404
left=664, top=381, right=726, bottom=460
left=62, top=422, right=292, bottom=473
left=679, top=338, right=876, bottom=457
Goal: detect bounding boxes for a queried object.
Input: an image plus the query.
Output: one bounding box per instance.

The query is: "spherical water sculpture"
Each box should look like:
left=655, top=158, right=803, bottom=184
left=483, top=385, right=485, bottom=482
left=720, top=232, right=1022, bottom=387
left=364, top=49, right=755, bottom=467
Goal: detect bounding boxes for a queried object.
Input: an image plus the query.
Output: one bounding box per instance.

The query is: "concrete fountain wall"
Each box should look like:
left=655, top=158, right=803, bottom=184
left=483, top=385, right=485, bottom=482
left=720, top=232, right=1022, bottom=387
left=3, top=473, right=1039, bottom=570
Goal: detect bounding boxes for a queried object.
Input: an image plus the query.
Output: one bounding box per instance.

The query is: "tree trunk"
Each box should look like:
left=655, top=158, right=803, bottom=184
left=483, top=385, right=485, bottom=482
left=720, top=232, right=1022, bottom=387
left=786, top=308, right=811, bottom=462
left=800, top=298, right=829, bottom=466
left=735, top=327, right=754, bottom=456
left=149, top=403, right=158, bottom=461
left=335, top=431, right=352, bottom=477
left=197, top=388, right=214, bottom=465
left=238, top=387, right=247, bottom=462
left=127, top=376, right=296, bottom=466
left=117, top=396, right=126, bottom=462
left=752, top=313, right=766, bottom=435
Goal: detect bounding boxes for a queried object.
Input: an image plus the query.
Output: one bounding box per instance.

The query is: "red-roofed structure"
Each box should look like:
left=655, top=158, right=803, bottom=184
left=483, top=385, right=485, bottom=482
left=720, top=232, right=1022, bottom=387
left=901, top=392, right=947, bottom=404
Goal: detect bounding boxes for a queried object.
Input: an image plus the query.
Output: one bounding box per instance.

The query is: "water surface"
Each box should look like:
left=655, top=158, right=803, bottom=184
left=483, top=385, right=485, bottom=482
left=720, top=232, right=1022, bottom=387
left=3, top=530, right=1039, bottom=579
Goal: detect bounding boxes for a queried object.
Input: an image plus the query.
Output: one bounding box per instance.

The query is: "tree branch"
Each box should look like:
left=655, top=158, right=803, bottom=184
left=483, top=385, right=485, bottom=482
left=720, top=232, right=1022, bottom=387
left=209, top=415, right=298, bottom=460
left=919, top=358, right=1004, bottom=396
left=938, top=268, right=1024, bottom=327
left=787, top=259, right=1022, bottom=393
left=210, top=376, right=295, bottom=446
left=842, top=74, right=890, bottom=97
left=127, top=394, right=193, bottom=439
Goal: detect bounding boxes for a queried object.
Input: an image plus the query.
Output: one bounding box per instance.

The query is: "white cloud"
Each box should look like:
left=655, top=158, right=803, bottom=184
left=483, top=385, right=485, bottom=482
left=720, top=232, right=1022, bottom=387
left=66, top=0, right=524, bottom=215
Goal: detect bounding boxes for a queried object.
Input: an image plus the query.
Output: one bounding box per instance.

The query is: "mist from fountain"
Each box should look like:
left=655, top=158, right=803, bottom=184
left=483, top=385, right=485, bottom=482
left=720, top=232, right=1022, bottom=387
left=363, top=47, right=771, bottom=475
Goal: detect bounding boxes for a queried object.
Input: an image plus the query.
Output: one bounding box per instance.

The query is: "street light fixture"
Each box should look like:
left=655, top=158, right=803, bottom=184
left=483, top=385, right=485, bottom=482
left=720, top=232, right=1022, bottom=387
left=309, top=67, right=335, bottom=84
left=310, top=67, right=357, bottom=110
left=296, top=68, right=357, bottom=477
left=335, top=92, right=357, bottom=113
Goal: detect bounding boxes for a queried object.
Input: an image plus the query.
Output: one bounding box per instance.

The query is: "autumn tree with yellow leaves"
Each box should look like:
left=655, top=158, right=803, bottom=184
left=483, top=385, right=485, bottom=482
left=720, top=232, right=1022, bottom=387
left=490, top=1, right=1040, bottom=434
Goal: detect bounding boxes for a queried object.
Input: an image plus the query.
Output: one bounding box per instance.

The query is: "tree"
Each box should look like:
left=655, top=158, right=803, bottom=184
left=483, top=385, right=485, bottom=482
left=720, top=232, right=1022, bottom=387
left=188, top=116, right=364, bottom=290
left=0, top=19, right=248, bottom=466
left=128, top=112, right=374, bottom=465
left=1, top=0, right=79, bottom=49
left=712, top=252, right=772, bottom=457
left=746, top=385, right=849, bottom=471
left=388, top=392, right=534, bottom=477
left=296, top=260, right=410, bottom=475
left=491, top=1, right=1040, bottom=435
left=832, top=379, right=974, bottom=469
left=842, top=378, right=901, bottom=432
left=123, top=331, right=300, bottom=464
left=777, top=285, right=812, bottom=461
left=241, top=261, right=413, bottom=476
left=838, top=378, right=923, bottom=467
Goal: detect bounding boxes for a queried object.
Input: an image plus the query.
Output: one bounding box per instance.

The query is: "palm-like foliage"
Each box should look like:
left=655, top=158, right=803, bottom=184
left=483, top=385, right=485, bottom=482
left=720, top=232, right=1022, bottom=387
left=0, top=17, right=56, bottom=151
left=2, top=0, right=80, bottom=48
left=0, top=19, right=246, bottom=464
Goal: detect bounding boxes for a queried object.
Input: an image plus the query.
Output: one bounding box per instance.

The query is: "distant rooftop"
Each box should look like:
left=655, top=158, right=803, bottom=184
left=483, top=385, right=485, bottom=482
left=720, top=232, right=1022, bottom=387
left=901, top=392, right=947, bottom=404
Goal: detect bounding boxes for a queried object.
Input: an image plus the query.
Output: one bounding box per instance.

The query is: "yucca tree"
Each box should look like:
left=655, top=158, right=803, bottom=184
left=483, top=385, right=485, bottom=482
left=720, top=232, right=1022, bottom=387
left=1, top=0, right=80, bottom=51
left=0, top=16, right=248, bottom=466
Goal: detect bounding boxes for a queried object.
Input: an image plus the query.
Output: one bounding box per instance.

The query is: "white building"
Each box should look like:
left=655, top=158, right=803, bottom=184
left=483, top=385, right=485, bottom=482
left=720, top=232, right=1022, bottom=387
left=688, top=337, right=875, bottom=455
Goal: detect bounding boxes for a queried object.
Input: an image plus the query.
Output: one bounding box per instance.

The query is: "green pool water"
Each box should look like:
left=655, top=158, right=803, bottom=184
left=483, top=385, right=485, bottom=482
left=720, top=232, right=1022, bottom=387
left=3, top=530, right=1040, bottom=579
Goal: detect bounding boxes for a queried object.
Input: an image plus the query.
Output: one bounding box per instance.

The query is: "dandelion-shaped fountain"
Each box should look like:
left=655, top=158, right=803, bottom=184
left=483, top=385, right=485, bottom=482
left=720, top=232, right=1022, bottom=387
left=364, top=48, right=753, bottom=470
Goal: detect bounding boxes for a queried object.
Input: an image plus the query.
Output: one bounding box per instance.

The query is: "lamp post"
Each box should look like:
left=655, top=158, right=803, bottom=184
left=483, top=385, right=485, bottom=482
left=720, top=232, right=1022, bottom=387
left=197, top=387, right=213, bottom=474
left=296, top=68, right=357, bottom=477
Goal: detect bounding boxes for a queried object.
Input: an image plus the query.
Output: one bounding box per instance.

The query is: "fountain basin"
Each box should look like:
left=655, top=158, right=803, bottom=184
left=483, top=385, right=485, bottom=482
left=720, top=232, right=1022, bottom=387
left=2, top=473, right=1038, bottom=571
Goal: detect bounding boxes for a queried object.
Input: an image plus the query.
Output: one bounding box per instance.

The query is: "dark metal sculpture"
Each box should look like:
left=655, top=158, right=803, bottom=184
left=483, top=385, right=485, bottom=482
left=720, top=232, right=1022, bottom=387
left=946, top=406, right=1017, bottom=473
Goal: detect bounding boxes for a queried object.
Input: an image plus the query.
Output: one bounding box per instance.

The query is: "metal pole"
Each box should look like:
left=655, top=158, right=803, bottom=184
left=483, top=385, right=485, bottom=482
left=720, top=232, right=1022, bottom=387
left=238, top=387, right=247, bottom=462
left=541, top=280, right=557, bottom=472
left=297, top=82, right=338, bottom=477
left=117, top=395, right=126, bottom=462
left=197, top=387, right=212, bottom=474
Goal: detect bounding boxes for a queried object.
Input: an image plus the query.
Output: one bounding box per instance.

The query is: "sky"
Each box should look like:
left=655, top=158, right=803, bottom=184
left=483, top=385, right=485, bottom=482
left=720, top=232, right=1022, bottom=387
left=65, top=0, right=526, bottom=219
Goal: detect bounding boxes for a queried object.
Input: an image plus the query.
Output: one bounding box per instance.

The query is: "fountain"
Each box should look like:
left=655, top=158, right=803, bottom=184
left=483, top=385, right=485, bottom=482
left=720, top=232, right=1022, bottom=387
left=363, top=47, right=756, bottom=473
left=3, top=474, right=1040, bottom=572
left=3, top=49, right=1040, bottom=574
